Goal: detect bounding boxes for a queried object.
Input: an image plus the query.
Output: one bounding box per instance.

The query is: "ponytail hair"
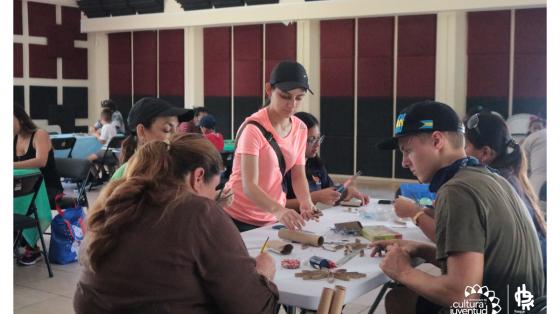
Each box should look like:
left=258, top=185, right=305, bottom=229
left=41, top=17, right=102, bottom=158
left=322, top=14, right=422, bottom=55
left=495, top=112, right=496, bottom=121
left=85, top=133, right=223, bottom=272
left=120, top=134, right=138, bottom=164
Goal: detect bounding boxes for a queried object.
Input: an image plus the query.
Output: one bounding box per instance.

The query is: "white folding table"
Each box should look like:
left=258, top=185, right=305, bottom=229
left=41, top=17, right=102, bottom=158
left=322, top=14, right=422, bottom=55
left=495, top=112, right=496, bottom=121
left=241, top=200, right=431, bottom=310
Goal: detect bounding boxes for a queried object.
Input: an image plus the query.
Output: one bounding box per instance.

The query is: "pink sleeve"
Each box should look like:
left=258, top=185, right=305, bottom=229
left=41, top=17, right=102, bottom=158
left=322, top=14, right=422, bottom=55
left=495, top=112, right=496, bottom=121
left=294, top=127, right=307, bottom=166
left=236, top=125, right=263, bottom=156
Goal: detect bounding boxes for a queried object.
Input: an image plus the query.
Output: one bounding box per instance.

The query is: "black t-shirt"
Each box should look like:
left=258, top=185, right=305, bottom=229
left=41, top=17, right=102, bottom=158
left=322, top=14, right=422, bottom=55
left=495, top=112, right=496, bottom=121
left=285, top=157, right=334, bottom=199
left=14, top=131, right=63, bottom=198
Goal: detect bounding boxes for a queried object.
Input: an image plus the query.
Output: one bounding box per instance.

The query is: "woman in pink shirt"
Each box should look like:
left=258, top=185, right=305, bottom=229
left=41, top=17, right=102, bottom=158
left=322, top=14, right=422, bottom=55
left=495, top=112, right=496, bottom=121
left=224, top=61, right=317, bottom=232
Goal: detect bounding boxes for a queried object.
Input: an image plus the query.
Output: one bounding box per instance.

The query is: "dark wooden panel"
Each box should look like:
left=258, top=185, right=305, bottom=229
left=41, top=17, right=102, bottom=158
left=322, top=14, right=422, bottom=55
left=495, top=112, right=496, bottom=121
left=159, top=29, right=184, bottom=98
left=234, top=61, right=263, bottom=97
left=14, top=43, right=23, bottom=77
left=205, top=96, right=232, bottom=139
left=513, top=54, right=546, bottom=99
left=357, top=97, right=393, bottom=138
left=358, top=57, right=393, bottom=97
left=61, top=6, right=87, bottom=40
left=265, top=23, right=296, bottom=83
left=63, top=87, right=88, bottom=119
left=358, top=17, right=394, bottom=57
left=320, top=97, right=354, bottom=137
left=357, top=136, right=393, bottom=178
left=515, top=8, right=546, bottom=54
left=159, top=96, right=185, bottom=109
left=14, top=86, right=24, bottom=107
left=320, top=136, right=353, bottom=175
left=320, top=19, right=354, bottom=58
left=512, top=98, right=546, bottom=117
left=234, top=25, right=263, bottom=97
left=29, top=44, right=57, bottom=78
left=466, top=97, right=509, bottom=119
left=109, top=32, right=132, bottom=97
left=204, top=27, right=231, bottom=97
left=14, top=0, right=22, bottom=35
left=62, top=47, right=88, bottom=79
left=397, top=56, right=436, bottom=97
left=30, top=86, right=57, bottom=119
left=48, top=103, right=75, bottom=133
left=321, top=58, right=354, bottom=97
left=397, top=15, right=436, bottom=100
left=513, top=8, right=546, bottom=117
left=28, top=2, right=56, bottom=37
left=211, top=0, right=243, bottom=8
left=467, top=54, right=510, bottom=97
left=177, top=0, right=212, bottom=10
left=133, top=31, right=158, bottom=97
left=321, top=19, right=354, bottom=97
left=233, top=96, right=261, bottom=134
left=468, top=11, right=511, bottom=54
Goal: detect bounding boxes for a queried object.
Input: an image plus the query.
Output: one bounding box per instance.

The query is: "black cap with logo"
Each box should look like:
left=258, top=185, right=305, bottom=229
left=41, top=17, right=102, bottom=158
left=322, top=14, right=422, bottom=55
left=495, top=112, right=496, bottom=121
left=377, top=100, right=465, bottom=150
left=269, top=60, right=314, bottom=95
left=127, top=97, right=189, bottom=133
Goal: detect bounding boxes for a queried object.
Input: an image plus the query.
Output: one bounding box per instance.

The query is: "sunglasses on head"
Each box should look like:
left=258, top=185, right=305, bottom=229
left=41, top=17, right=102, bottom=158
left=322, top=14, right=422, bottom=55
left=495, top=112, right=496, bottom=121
left=466, top=113, right=481, bottom=135
left=467, top=112, right=517, bottom=153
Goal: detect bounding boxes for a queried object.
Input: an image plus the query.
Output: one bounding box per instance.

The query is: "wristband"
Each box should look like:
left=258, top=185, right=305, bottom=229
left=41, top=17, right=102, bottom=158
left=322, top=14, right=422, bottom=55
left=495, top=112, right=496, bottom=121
left=412, top=210, right=426, bottom=226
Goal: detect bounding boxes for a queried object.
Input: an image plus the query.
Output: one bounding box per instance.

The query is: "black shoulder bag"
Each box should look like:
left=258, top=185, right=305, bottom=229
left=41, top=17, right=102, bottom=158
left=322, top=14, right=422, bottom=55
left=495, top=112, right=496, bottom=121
left=235, top=120, right=288, bottom=193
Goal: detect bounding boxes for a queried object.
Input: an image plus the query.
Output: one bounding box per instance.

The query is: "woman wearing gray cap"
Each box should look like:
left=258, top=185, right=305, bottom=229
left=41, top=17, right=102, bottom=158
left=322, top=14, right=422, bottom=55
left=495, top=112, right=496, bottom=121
left=111, top=97, right=188, bottom=180
left=223, top=60, right=318, bottom=232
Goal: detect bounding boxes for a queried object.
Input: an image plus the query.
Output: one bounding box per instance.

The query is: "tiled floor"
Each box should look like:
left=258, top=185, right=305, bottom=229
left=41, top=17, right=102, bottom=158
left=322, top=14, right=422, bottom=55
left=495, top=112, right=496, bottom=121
left=14, top=179, right=421, bottom=314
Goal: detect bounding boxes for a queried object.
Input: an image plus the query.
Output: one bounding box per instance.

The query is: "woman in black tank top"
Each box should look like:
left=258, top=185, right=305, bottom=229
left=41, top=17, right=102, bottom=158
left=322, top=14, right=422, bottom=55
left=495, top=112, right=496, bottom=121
left=14, top=105, right=63, bottom=208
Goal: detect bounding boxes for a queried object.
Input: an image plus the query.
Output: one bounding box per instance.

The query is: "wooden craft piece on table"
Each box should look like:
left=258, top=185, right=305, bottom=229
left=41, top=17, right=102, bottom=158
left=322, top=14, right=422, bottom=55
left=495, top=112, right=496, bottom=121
left=294, top=269, right=366, bottom=282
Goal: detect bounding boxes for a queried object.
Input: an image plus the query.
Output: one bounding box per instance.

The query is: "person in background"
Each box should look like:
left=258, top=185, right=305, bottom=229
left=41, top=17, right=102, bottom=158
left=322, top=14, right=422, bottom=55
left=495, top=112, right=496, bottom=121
left=112, top=97, right=187, bottom=180
left=88, top=108, right=119, bottom=183
left=93, top=99, right=125, bottom=134
left=88, top=108, right=117, bottom=163
left=285, top=111, right=369, bottom=209
left=527, top=115, right=545, bottom=135
left=465, top=112, right=546, bottom=274
left=74, top=134, right=278, bottom=313
left=200, top=114, right=224, bottom=152
left=178, top=106, right=208, bottom=133
left=223, top=60, right=317, bottom=232
left=374, top=101, right=543, bottom=313
left=176, top=109, right=195, bottom=134
left=523, top=127, right=546, bottom=207
left=14, top=104, right=63, bottom=265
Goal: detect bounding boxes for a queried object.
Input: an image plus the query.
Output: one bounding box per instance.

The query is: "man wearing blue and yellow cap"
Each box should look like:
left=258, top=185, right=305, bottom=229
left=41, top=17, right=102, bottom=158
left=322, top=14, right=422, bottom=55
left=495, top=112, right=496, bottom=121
left=373, top=100, right=544, bottom=313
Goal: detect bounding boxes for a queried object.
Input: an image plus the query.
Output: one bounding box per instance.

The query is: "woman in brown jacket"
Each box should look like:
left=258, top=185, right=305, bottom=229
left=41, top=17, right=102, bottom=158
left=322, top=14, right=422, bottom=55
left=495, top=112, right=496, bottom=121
left=74, top=133, right=278, bottom=313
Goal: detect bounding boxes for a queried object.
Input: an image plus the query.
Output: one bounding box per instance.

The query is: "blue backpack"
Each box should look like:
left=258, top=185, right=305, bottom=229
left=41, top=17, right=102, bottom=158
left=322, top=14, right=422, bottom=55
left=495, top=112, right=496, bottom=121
left=48, top=199, right=86, bottom=265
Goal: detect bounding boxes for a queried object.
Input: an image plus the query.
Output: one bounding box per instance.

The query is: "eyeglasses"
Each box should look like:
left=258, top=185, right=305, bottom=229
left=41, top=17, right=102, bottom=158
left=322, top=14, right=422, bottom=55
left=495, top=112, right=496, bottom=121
left=307, top=135, right=325, bottom=146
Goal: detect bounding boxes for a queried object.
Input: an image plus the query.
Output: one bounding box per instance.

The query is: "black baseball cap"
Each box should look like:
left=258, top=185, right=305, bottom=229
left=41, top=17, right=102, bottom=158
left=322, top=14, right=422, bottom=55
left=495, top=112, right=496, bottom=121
left=269, top=60, right=314, bottom=95
left=127, top=97, right=189, bottom=132
left=377, top=100, right=465, bottom=150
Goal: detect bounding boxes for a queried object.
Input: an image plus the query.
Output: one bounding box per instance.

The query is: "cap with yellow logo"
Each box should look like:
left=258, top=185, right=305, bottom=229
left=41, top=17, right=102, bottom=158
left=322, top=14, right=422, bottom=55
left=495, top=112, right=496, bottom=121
left=377, top=100, right=465, bottom=150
